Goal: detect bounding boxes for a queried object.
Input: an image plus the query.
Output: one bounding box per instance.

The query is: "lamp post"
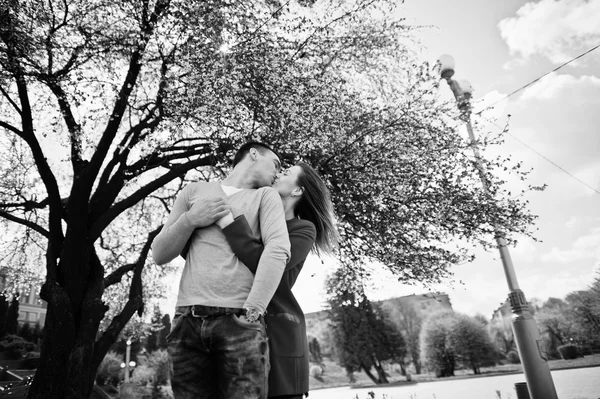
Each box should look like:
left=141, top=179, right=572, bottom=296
left=120, top=338, right=137, bottom=399
left=124, top=338, right=132, bottom=383
left=437, top=54, right=558, bottom=399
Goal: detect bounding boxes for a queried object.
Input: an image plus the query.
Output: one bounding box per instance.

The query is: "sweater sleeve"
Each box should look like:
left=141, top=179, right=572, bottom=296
left=151, top=184, right=195, bottom=265
left=222, top=217, right=316, bottom=274
left=242, top=188, right=291, bottom=313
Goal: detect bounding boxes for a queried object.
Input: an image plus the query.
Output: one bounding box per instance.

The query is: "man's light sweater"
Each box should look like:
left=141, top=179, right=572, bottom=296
left=167, top=182, right=290, bottom=314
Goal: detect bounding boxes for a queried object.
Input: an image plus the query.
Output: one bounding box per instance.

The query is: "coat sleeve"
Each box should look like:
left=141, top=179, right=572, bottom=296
left=222, top=217, right=316, bottom=274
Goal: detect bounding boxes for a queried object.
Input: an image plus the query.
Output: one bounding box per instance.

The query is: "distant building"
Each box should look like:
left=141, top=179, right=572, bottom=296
left=376, top=292, right=452, bottom=314
left=0, top=275, right=47, bottom=327
left=18, top=288, right=47, bottom=327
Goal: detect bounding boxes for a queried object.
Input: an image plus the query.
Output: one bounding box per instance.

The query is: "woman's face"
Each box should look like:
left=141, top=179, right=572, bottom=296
left=273, top=165, right=303, bottom=198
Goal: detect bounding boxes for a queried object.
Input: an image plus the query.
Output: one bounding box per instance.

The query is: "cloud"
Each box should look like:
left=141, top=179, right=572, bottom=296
left=472, top=90, right=509, bottom=119
left=519, top=72, right=600, bottom=102
left=498, top=0, right=600, bottom=64
left=511, top=237, right=538, bottom=263
left=541, top=227, right=600, bottom=264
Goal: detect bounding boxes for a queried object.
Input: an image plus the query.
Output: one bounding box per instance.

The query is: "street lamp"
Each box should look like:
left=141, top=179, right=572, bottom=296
left=124, top=339, right=133, bottom=383
left=437, top=54, right=558, bottom=399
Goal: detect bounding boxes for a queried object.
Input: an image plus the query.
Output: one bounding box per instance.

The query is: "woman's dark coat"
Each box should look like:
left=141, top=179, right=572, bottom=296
left=223, top=216, right=316, bottom=397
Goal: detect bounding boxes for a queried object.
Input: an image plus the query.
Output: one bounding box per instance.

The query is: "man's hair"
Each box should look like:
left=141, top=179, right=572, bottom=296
left=232, top=141, right=279, bottom=167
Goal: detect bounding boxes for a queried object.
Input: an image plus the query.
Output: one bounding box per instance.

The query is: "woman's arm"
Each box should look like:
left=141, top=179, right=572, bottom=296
left=221, top=217, right=316, bottom=274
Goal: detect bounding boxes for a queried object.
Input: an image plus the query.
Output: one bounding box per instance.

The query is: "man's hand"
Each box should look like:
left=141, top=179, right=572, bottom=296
left=184, top=196, right=230, bottom=228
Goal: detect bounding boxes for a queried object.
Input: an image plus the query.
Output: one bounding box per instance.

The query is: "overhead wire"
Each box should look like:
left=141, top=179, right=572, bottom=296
left=486, top=120, right=600, bottom=196
left=468, top=42, right=600, bottom=195
left=475, top=42, right=600, bottom=115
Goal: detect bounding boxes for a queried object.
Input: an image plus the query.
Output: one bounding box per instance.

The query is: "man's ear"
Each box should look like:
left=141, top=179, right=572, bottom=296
left=249, top=148, right=259, bottom=161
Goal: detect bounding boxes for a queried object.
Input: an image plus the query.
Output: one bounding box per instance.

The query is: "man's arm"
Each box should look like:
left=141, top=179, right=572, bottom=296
left=152, top=184, right=230, bottom=265
left=242, top=188, right=291, bottom=313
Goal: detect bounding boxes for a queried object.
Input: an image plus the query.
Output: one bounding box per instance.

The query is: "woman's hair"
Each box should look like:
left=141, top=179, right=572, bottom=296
left=294, top=162, right=338, bottom=255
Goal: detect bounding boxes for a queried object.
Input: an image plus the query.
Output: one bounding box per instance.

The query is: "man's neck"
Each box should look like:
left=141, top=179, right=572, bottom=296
left=222, top=168, right=256, bottom=189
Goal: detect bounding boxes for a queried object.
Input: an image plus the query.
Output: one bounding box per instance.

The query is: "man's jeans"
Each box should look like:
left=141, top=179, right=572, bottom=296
left=167, top=310, right=270, bottom=399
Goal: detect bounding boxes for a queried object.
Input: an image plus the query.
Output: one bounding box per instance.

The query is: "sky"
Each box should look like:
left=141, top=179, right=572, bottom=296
left=162, top=0, right=600, bottom=320
left=289, top=0, right=600, bottom=319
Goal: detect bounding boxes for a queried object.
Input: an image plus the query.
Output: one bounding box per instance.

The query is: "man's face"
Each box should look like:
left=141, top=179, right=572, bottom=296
left=253, top=149, right=281, bottom=188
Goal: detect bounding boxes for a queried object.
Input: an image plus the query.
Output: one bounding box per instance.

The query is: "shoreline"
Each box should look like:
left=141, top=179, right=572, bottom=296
left=310, top=362, right=600, bottom=392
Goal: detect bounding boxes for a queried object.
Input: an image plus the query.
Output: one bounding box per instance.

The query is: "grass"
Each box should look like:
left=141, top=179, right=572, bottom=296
left=309, top=354, right=600, bottom=390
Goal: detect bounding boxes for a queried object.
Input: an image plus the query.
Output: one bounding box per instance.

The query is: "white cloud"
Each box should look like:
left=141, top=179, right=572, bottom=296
left=541, top=227, right=600, bottom=264
left=472, top=90, right=509, bottom=119
left=519, top=72, right=600, bottom=102
left=498, top=0, right=600, bottom=64
left=511, top=237, right=538, bottom=263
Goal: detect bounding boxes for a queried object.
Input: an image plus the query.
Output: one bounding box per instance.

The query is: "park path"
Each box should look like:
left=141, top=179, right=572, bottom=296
left=308, top=366, right=600, bottom=399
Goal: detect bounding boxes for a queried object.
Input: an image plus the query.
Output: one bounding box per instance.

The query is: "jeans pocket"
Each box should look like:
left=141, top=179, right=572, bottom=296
left=231, top=313, right=263, bottom=331
left=166, top=313, right=185, bottom=342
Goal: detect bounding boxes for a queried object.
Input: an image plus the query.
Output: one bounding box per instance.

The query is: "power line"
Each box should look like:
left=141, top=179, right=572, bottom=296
left=490, top=121, right=600, bottom=195
left=475, top=42, right=600, bottom=115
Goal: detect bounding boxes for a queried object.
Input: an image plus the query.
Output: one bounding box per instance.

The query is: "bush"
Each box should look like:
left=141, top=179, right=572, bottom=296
left=557, top=344, right=580, bottom=360
left=147, top=349, right=170, bottom=385
left=0, top=334, right=36, bottom=359
left=506, top=350, right=520, bottom=364
left=131, top=364, right=154, bottom=385
left=22, top=351, right=40, bottom=369
left=309, top=365, right=323, bottom=381
left=96, top=351, right=124, bottom=387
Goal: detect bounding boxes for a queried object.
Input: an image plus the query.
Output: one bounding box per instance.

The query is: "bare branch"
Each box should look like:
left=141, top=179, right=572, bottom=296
left=0, top=85, right=22, bottom=115
left=0, top=210, right=50, bottom=238
left=0, top=120, right=24, bottom=137
left=90, top=154, right=215, bottom=240
left=103, top=227, right=161, bottom=288
left=87, top=0, right=170, bottom=192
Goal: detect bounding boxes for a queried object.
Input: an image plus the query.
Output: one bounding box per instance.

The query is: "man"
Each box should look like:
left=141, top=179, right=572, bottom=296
left=152, top=141, right=291, bottom=398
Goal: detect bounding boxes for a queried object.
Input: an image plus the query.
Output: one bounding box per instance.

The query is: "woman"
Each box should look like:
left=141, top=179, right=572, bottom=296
left=217, top=162, right=337, bottom=399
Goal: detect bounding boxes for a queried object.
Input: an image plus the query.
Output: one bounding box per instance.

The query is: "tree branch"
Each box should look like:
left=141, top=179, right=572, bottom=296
left=90, top=154, right=215, bottom=240
left=0, top=85, right=22, bottom=115
left=0, top=210, right=50, bottom=238
left=86, top=0, right=170, bottom=192
left=103, top=227, right=161, bottom=288
left=0, top=120, right=24, bottom=137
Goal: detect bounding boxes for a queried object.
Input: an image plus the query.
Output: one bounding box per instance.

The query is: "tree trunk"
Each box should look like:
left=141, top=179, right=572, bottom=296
left=28, top=256, right=107, bottom=399
left=360, top=363, right=380, bottom=385
left=410, top=348, right=421, bottom=374
left=373, top=361, right=389, bottom=384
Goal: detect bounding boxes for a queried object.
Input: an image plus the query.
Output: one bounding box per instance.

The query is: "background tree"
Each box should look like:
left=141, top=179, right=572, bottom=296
left=0, top=0, right=542, bottom=396
left=18, top=321, right=32, bottom=342
left=144, top=305, right=162, bottom=353
left=534, top=297, right=577, bottom=359
left=382, top=301, right=423, bottom=374
left=157, top=313, right=171, bottom=350
left=0, top=294, right=8, bottom=337
left=450, top=314, right=497, bottom=374
left=419, top=310, right=456, bottom=378
left=5, top=294, right=19, bottom=335
left=328, top=267, right=406, bottom=384
left=308, top=336, right=323, bottom=365
left=565, top=287, right=600, bottom=352
left=488, top=302, right=516, bottom=357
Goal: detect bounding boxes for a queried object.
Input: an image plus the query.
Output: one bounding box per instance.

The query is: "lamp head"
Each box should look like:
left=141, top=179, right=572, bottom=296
left=437, top=54, right=455, bottom=79
left=456, top=79, right=474, bottom=99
